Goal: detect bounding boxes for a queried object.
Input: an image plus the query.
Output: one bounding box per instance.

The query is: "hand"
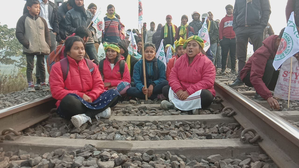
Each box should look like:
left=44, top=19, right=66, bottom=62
left=83, top=94, right=92, bottom=103
left=267, top=97, right=280, bottom=110
left=148, top=85, right=154, bottom=98
left=142, top=87, right=148, bottom=95
left=180, top=91, right=189, bottom=100
left=59, top=40, right=65, bottom=44
left=104, top=82, right=111, bottom=87
left=176, top=90, right=184, bottom=99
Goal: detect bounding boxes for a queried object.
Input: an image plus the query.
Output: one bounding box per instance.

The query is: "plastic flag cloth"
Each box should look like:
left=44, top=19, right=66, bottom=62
left=156, top=39, right=166, bottom=67
left=198, top=17, right=210, bottom=52
left=92, top=9, right=105, bottom=39
left=166, top=46, right=173, bottom=64
left=138, top=0, right=143, bottom=30
left=273, top=12, right=299, bottom=70
left=128, top=31, right=138, bottom=57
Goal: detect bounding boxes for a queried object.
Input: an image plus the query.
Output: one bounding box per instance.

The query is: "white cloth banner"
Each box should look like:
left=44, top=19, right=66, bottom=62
left=198, top=17, right=210, bottom=52
left=156, top=39, right=167, bottom=67
left=128, top=31, right=138, bottom=56
left=92, top=9, right=104, bottom=39
left=168, top=87, right=202, bottom=111
left=166, top=46, right=173, bottom=64
left=273, top=12, right=299, bottom=70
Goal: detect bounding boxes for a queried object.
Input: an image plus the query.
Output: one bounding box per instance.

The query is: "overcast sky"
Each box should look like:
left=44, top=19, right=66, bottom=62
left=0, top=0, right=287, bottom=35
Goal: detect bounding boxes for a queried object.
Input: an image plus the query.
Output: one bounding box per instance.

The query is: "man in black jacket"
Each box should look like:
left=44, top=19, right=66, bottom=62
left=57, top=1, right=73, bottom=43
left=230, top=0, right=271, bottom=86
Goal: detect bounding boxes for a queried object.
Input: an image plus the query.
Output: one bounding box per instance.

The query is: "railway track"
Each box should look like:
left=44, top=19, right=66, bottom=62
left=0, top=80, right=298, bottom=168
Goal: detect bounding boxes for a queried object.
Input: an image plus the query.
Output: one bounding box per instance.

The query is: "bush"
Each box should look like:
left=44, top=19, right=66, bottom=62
left=0, top=69, right=27, bottom=94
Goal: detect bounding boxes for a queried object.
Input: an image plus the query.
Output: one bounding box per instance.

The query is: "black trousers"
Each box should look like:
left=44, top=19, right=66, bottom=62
left=26, top=54, right=45, bottom=84
left=242, top=59, right=279, bottom=91
left=162, top=85, right=214, bottom=109
left=59, top=94, right=119, bottom=120
left=220, top=37, right=236, bottom=71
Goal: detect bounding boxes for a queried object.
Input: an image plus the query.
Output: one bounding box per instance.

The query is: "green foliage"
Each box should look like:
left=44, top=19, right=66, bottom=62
left=0, top=24, right=25, bottom=68
left=0, top=69, right=27, bottom=94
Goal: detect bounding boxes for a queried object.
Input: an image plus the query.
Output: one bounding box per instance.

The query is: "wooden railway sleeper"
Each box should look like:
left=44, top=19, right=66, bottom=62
left=0, top=128, right=21, bottom=142
left=221, top=107, right=236, bottom=117
left=240, top=128, right=263, bottom=144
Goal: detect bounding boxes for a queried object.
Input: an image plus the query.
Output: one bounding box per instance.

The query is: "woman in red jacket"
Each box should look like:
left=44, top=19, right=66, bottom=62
left=161, top=35, right=216, bottom=112
left=100, top=43, right=131, bottom=95
left=50, top=36, right=120, bottom=128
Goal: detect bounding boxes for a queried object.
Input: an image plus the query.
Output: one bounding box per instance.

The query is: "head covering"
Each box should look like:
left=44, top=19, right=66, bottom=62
left=183, top=35, right=204, bottom=49
left=87, top=3, right=97, bottom=9
left=118, top=40, right=129, bottom=57
left=166, top=15, right=172, bottom=19
left=165, top=44, right=175, bottom=53
left=103, top=42, right=120, bottom=53
left=202, top=13, right=208, bottom=19
left=192, top=11, right=200, bottom=20
left=174, top=37, right=186, bottom=48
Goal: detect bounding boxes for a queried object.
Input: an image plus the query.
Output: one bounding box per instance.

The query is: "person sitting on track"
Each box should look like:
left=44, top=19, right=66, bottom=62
left=50, top=36, right=120, bottom=128
left=126, top=43, right=169, bottom=100
left=99, top=42, right=131, bottom=96
left=161, top=35, right=216, bottom=112
left=239, top=29, right=286, bottom=110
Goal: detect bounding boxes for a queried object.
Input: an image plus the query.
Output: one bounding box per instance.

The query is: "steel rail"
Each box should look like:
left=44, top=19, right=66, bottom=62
left=215, top=80, right=299, bottom=168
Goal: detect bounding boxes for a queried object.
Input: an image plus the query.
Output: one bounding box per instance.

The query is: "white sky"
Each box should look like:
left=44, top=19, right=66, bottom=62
left=0, top=0, right=287, bottom=35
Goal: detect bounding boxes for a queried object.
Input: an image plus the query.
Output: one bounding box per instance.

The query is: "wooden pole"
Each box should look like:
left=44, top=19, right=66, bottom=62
left=287, top=57, right=293, bottom=108
left=141, top=27, right=148, bottom=100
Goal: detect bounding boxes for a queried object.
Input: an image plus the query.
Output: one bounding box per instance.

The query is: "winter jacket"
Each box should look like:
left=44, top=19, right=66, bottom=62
left=175, top=25, right=195, bottom=40
left=286, top=0, right=299, bottom=24
left=133, top=58, right=166, bottom=91
left=169, top=53, right=216, bottom=96
left=102, top=56, right=131, bottom=90
left=240, top=35, right=279, bottom=100
left=219, top=15, right=235, bottom=40
left=16, top=13, right=51, bottom=55
left=57, top=2, right=69, bottom=41
left=50, top=56, right=104, bottom=107
left=233, top=0, right=271, bottom=30
left=208, top=20, right=219, bottom=44
left=166, top=56, right=179, bottom=80
left=189, top=20, right=202, bottom=35
left=152, top=27, right=162, bottom=51
left=65, top=8, right=94, bottom=43
left=103, top=17, right=121, bottom=43
left=160, top=24, right=178, bottom=46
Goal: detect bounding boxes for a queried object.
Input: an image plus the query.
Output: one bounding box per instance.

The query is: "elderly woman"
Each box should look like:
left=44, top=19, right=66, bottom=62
left=161, top=35, right=216, bottom=111
left=50, top=36, right=120, bottom=128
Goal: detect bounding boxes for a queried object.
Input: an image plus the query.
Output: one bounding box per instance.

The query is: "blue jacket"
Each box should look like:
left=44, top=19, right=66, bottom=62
left=133, top=58, right=166, bottom=91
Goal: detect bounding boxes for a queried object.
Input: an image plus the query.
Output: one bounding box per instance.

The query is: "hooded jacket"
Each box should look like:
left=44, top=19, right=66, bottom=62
left=102, top=56, right=131, bottom=90
left=233, top=0, right=271, bottom=30
left=50, top=56, right=104, bottom=107
left=219, top=15, right=235, bottom=40
left=240, top=35, right=279, bottom=100
left=169, top=53, right=216, bottom=96
left=152, top=25, right=163, bottom=51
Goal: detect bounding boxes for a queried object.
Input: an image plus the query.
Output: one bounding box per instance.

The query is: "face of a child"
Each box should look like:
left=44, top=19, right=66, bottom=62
left=27, top=3, right=40, bottom=16
left=181, top=18, right=188, bottom=25
left=67, top=41, right=85, bottom=62
left=75, top=0, right=84, bottom=7
left=164, top=46, right=169, bottom=54
left=106, top=48, right=118, bottom=61
left=186, top=40, right=200, bottom=58
left=107, top=7, right=115, bottom=15
left=89, top=7, right=97, bottom=15
left=144, top=46, right=156, bottom=61
left=176, top=46, right=185, bottom=57
left=226, top=8, right=233, bottom=15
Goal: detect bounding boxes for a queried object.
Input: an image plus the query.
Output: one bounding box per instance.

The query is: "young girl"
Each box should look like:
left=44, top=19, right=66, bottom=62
left=100, top=42, right=131, bottom=95
left=126, top=43, right=168, bottom=100
left=50, top=36, right=120, bottom=128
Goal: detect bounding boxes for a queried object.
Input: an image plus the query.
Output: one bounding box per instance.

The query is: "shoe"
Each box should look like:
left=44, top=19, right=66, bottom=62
left=41, top=83, right=50, bottom=91
left=71, top=114, right=92, bottom=128
left=34, top=84, right=41, bottom=90
left=28, top=86, right=36, bottom=92
left=160, top=100, right=174, bottom=110
left=157, top=94, right=167, bottom=100
left=95, top=107, right=111, bottom=121
left=229, top=78, right=243, bottom=87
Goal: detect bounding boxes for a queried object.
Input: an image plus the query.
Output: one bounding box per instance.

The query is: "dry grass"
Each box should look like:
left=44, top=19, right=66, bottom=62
left=0, top=69, right=28, bottom=94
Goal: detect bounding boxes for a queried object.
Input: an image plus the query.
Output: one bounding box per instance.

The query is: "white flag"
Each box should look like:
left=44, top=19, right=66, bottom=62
left=92, top=9, right=104, bottom=39
left=273, top=12, right=299, bottom=70
left=128, top=31, right=137, bottom=56
left=156, top=39, right=166, bottom=67
left=198, top=17, right=210, bottom=52
left=166, top=46, right=173, bottom=63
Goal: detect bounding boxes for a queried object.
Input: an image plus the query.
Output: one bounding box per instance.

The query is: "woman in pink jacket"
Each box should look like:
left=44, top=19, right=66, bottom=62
left=50, top=36, right=120, bottom=128
left=161, top=35, right=216, bottom=112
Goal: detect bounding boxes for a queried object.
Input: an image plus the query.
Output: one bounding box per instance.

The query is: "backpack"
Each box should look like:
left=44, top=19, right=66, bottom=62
left=47, top=44, right=65, bottom=74
left=60, top=57, right=94, bottom=81
left=99, top=59, right=125, bottom=80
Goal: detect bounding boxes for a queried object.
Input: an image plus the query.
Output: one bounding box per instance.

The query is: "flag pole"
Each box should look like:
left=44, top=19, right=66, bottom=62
left=287, top=57, right=293, bottom=108
left=141, top=27, right=148, bottom=100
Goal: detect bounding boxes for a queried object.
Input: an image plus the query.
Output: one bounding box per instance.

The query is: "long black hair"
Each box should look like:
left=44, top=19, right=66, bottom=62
left=64, top=36, right=85, bottom=57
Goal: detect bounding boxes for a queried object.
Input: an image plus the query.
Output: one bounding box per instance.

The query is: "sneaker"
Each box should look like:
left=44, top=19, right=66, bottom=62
left=229, top=78, right=243, bottom=87
left=71, top=114, right=92, bottom=128
left=157, top=94, right=167, bottom=100
left=160, top=100, right=174, bottom=110
left=34, top=84, right=41, bottom=90
left=95, top=107, right=111, bottom=121
left=41, top=83, right=50, bottom=91
left=28, top=86, right=36, bottom=92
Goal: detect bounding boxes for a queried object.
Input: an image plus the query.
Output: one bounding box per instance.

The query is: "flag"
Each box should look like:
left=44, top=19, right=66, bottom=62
left=198, top=17, right=210, bottom=52
left=273, top=12, right=299, bottom=70
left=138, top=0, right=143, bottom=30
left=156, top=39, right=166, bottom=67
left=92, top=9, right=104, bottom=39
left=166, top=46, right=173, bottom=63
left=128, top=31, right=137, bottom=56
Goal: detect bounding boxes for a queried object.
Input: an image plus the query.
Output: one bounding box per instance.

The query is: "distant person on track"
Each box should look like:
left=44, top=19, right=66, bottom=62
left=57, top=1, right=73, bottom=43
left=103, top=4, right=122, bottom=43
left=152, top=24, right=163, bottom=52
left=50, top=36, right=120, bottom=128
left=175, top=15, right=195, bottom=40
left=16, top=0, right=51, bottom=92
left=239, top=29, right=286, bottom=110
left=126, top=43, right=168, bottom=100
left=160, top=36, right=216, bottom=112
left=161, top=15, right=177, bottom=46
left=189, top=11, right=202, bottom=35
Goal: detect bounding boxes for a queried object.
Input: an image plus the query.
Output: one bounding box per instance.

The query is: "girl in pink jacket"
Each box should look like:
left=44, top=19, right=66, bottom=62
left=161, top=35, right=216, bottom=112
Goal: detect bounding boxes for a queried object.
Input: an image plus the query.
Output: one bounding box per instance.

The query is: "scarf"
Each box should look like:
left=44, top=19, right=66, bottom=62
left=126, top=55, right=131, bottom=72
left=179, top=24, right=188, bottom=39
left=183, top=35, right=204, bottom=49
left=164, top=23, right=176, bottom=38
left=73, top=4, right=87, bottom=19
left=106, top=13, right=116, bottom=20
